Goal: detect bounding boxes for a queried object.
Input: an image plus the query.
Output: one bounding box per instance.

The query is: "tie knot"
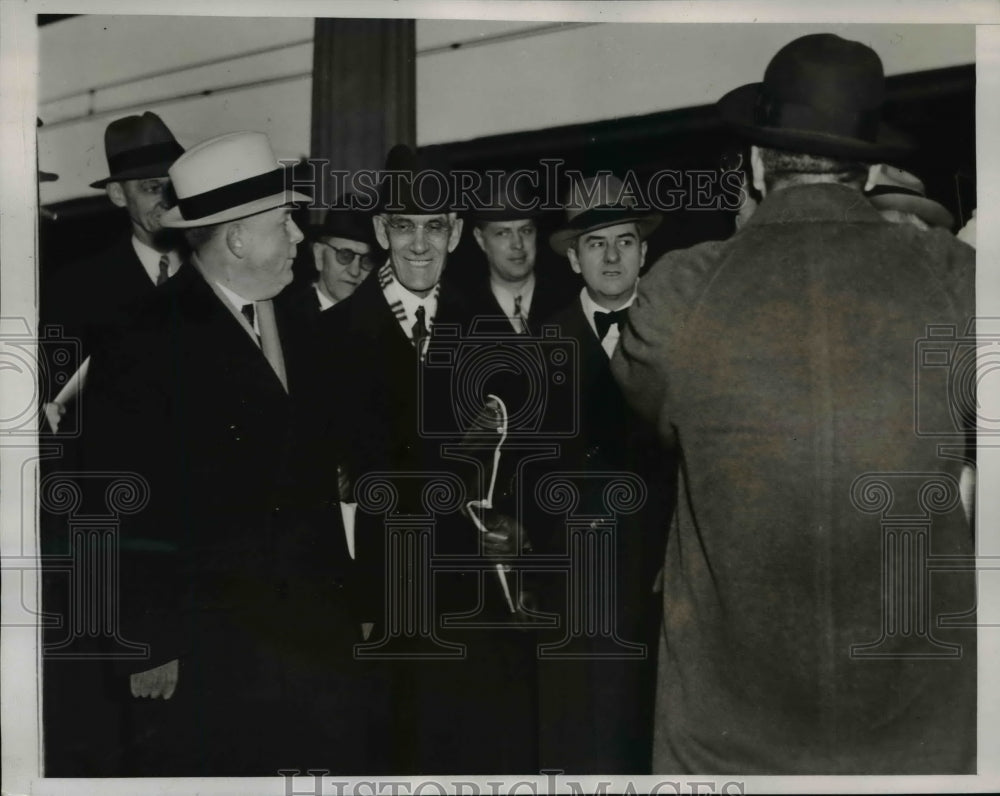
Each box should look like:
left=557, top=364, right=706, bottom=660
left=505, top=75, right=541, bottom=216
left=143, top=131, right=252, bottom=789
left=412, top=305, right=429, bottom=355
left=594, top=308, right=627, bottom=341
left=240, top=302, right=256, bottom=329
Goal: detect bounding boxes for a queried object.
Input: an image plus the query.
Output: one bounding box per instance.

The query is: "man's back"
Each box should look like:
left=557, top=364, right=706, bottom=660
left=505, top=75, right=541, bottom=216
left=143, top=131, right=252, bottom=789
left=614, top=182, right=975, bottom=773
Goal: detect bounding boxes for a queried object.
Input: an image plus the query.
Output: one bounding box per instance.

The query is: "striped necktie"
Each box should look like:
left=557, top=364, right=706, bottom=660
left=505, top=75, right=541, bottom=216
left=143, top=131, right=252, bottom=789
left=512, top=294, right=527, bottom=334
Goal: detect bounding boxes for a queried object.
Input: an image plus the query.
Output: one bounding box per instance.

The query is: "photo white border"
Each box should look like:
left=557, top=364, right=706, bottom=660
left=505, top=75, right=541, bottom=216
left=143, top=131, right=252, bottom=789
left=3, top=2, right=999, bottom=794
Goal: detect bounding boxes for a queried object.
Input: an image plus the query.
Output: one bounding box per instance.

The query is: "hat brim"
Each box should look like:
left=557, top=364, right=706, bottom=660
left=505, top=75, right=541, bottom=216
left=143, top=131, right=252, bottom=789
left=161, top=190, right=312, bottom=228
left=550, top=210, right=662, bottom=256
left=307, top=225, right=377, bottom=247
left=868, top=192, right=954, bottom=230
left=89, top=162, right=176, bottom=189
left=467, top=206, right=546, bottom=223
left=716, top=83, right=913, bottom=161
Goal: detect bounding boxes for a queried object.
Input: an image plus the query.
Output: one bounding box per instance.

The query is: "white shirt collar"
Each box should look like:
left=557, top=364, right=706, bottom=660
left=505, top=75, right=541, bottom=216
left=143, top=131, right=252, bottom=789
left=314, top=283, right=337, bottom=311
left=579, top=284, right=637, bottom=358
left=131, top=236, right=179, bottom=285
left=215, top=281, right=259, bottom=335
left=489, top=272, right=535, bottom=332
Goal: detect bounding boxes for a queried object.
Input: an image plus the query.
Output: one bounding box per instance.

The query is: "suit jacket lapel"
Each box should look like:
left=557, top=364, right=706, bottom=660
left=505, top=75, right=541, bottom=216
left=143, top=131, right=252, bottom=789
left=181, top=268, right=291, bottom=403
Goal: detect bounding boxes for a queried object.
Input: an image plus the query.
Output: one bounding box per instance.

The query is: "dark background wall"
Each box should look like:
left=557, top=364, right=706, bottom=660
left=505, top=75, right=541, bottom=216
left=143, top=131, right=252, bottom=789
left=39, top=64, right=974, bottom=296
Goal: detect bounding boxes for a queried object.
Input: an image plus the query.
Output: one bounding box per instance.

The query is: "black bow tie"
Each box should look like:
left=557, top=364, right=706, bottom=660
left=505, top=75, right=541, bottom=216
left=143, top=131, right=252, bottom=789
left=594, top=308, right=627, bottom=341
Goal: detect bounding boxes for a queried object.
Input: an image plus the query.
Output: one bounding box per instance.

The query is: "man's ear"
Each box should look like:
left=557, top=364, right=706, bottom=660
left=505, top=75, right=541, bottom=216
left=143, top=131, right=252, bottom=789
left=225, top=222, right=245, bottom=259
left=566, top=245, right=582, bottom=275
left=447, top=214, right=464, bottom=253
left=106, top=182, right=127, bottom=209
left=639, top=239, right=648, bottom=270
left=373, top=215, right=390, bottom=250
left=472, top=226, right=486, bottom=253
left=750, top=145, right=767, bottom=197
left=312, top=242, right=325, bottom=273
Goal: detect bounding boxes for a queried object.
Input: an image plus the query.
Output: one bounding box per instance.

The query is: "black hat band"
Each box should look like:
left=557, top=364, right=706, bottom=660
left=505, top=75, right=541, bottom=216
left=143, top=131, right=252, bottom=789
left=754, top=92, right=880, bottom=143
left=177, top=168, right=289, bottom=221
left=107, top=140, right=185, bottom=176
left=565, top=205, right=647, bottom=232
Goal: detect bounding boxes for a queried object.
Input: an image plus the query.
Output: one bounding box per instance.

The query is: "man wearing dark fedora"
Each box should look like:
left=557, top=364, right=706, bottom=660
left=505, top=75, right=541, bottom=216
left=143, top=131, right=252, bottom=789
left=513, top=175, right=673, bottom=773
left=80, top=131, right=365, bottom=775
left=314, top=144, right=538, bottom=774
left=458, top=173, right=574, bottom=335
left=42, top=112, right=185, bottom=429
left=39, top=112, right=187, bottom=776
left=284, top=194, right=376, bottom=324
left=612, top=33, right=975, bottom=773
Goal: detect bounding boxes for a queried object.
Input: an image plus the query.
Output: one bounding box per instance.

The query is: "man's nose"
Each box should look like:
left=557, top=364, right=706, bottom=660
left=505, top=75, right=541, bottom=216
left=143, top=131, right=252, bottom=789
left=289, top=220, right=304, bottom=245
left=604, top=244, right=620, bottom=263
left=411, top=227, right=430, bottom=253
left=510, top=233, right=524, bottom=251
left=346, top=256, right=362, bottom=277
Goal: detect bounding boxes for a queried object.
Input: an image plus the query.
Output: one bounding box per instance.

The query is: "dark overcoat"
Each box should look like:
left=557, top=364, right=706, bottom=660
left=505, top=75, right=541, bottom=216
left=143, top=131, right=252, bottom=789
left=526, top=296, right=675, bottom=774
left=612, top=182, right=977, bottom=774
left=76, top=264, right=364, bottom=775
left=315, top=268, right=539, bottom=774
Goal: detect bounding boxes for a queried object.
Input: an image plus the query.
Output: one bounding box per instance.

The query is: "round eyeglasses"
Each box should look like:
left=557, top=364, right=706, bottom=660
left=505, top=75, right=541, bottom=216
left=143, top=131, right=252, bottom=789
left=320, top=243, right=377, bottom=271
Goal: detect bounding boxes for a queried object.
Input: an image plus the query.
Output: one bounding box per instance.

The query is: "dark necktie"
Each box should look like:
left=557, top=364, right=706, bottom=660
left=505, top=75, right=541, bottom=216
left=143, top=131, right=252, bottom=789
left=156, top=254, right=170, bottom=286
left=240, top=302, right=256, bottom=332
left=594, top=308, right=627, bottom=341
left=412, top=305, right=429, bottom=357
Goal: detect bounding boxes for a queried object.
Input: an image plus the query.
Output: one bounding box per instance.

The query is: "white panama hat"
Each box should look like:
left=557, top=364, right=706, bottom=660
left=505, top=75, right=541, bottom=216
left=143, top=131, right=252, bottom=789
left=161, top=131, right=311, bottom=228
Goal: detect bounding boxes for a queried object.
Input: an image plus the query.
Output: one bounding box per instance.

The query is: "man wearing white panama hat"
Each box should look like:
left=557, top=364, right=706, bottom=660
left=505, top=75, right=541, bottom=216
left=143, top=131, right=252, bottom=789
left=81, top=131, right=365, bottom=775
left=612, top=34, right=975, bottom=773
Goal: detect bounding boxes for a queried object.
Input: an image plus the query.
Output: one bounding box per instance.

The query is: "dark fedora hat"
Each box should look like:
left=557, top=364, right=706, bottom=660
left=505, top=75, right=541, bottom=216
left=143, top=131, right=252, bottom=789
left=90, top=111, right=185, bottom=189
left=467, top=171, right=544, bottom=222
left=376, top=143, right=454, bottom=214
left=549, top=174, right=661, bottom=256
left=309, top=193, right=376, bottom=246
left=716, top=33, right=912, bottom=161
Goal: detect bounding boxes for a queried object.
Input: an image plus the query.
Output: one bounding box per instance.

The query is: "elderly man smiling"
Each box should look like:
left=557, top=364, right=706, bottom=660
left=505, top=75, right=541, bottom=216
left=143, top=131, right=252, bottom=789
left=314, top=144, right=537, bottom=774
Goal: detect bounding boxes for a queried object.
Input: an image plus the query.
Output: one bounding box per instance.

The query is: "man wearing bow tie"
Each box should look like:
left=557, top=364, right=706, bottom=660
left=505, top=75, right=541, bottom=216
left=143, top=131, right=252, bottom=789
left=526, top=174, right=676, bottom=773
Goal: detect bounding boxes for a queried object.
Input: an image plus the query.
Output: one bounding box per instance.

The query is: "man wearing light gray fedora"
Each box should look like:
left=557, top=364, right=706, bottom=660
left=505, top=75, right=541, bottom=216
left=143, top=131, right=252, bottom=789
left=82, top=131, right=365, bottom=775
left=613, top=34, right=975, bottom=773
